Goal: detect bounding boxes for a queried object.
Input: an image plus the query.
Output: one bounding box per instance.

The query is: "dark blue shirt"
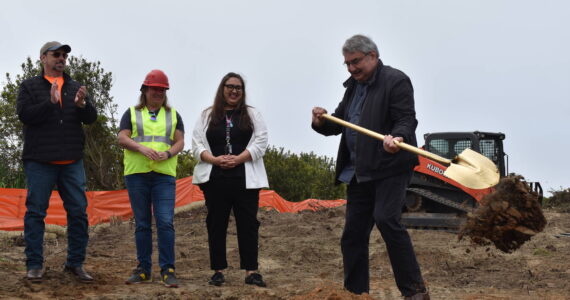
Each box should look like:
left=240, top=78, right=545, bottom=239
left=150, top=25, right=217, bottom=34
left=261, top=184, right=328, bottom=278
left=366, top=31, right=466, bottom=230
left=338, top=82, right=368, bottom=183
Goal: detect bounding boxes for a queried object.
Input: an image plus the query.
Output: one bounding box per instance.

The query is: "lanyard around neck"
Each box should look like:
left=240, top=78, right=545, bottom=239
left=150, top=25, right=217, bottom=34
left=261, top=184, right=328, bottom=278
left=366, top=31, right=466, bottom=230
left=225, top=112, right=233, bottom=154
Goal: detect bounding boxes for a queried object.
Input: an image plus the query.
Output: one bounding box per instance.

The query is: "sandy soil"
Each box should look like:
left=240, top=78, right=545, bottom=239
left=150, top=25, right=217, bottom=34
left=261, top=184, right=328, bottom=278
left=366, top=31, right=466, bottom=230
left=1, top=203, right=569, bottom=300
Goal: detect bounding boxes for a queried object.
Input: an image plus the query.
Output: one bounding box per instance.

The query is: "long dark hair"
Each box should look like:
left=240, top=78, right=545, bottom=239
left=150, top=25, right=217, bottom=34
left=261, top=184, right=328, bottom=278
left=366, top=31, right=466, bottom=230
left=207, top=72, right=252, bottom=130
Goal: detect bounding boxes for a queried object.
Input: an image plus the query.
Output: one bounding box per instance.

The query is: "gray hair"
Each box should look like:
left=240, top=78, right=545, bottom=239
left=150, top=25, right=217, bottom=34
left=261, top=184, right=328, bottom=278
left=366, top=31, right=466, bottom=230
left=342, top=34, right=379, bottom=55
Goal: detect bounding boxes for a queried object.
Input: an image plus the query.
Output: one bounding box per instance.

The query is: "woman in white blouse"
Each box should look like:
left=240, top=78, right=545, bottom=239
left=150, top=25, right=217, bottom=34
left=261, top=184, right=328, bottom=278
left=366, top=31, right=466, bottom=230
left=192, top=72, right=268, bottom=288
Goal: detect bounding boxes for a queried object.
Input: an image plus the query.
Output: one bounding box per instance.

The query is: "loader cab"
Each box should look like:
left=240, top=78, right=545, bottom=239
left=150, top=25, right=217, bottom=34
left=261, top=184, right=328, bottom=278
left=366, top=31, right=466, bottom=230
left=423, top=131, right=507, bottom=177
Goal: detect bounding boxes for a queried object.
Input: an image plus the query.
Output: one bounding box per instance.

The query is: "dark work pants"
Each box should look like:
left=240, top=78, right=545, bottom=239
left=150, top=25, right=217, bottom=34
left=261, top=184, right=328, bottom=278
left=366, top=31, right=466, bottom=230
left=341, top=171, right=426, bottom=297
left=201, top=177, right=260, bottom=271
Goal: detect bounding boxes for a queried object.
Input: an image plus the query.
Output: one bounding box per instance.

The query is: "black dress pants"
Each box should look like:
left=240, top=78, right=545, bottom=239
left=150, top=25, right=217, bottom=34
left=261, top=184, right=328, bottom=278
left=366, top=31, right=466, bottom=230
left=201, top=177, right=260, bottom=271
left=341, top=171, right=426, bottom=297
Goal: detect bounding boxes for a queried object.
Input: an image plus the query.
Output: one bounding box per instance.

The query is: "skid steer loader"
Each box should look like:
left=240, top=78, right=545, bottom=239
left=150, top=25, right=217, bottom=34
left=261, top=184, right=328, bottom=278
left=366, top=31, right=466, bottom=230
left=402, top=131, right=543, bottom=231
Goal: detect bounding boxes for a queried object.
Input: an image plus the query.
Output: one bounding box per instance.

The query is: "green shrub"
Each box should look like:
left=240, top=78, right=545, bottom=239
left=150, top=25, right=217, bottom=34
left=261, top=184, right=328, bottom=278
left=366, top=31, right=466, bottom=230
left=176, top=149, right=198, bottom=179
left=264, top=146, right=345, bottom=202
left=544, top=187, right=570, bottom=212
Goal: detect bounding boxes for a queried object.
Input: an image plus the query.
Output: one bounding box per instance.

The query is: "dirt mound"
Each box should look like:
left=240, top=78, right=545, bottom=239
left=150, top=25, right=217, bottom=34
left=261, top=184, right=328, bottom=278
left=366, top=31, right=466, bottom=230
left=458, top=175, right=547, bottom=252
left=1, top=202, right=569, bottom=299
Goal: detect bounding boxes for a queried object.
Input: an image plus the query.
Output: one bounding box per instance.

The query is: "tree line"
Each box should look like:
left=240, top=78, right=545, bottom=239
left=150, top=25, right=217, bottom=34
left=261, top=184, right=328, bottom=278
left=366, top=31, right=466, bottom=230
left=0, top=57, right=345, bottom=202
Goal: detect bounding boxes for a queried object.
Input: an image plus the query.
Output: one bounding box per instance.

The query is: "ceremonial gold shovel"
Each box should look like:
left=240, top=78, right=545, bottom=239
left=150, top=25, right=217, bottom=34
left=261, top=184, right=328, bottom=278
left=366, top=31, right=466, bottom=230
left=321, top=114, right=500, bottom=189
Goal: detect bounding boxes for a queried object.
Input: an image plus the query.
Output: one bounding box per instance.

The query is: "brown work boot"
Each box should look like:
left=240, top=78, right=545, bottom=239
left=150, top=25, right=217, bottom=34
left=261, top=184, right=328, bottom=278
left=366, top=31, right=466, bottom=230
left=64, top=265, right=94, bottom=282
left=26, top=268, right=44, bottom=282
left=404, top=291, right=430, bottom=300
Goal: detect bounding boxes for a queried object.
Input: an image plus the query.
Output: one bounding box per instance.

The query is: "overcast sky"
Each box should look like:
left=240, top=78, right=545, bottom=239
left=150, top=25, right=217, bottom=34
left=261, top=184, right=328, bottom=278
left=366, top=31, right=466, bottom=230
left=1, top=1, right=568, bottom=195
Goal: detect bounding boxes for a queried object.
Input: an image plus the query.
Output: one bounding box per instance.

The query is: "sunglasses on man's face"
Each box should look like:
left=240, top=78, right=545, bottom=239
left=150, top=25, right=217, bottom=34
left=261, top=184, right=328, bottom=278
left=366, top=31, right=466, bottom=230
left=49, top=52, right=68, bottom=59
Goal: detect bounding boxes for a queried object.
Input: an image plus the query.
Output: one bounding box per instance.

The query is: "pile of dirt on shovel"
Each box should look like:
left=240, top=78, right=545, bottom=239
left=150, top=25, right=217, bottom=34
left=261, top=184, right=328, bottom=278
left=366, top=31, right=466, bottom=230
left=458, top=175, right=547, bottom=253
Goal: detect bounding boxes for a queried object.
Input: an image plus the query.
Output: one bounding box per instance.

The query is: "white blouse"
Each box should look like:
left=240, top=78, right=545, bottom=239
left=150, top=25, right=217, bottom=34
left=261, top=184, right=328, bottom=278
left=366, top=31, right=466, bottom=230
left=192, top=106, right=269, bottom=189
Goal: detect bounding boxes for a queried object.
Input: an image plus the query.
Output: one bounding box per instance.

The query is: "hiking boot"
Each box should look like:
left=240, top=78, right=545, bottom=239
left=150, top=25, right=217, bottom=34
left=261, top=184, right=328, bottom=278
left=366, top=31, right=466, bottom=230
left=160, top=268, right=179, bottom=288
left=64, top=265, right=94, bottom=282
left=245, top=272, right=266, bottom=287
left=26, top=268, right=44, bottom=282
left=125, top=267, right=152, bottom=284
left=208, top=272, right=225, bottom=286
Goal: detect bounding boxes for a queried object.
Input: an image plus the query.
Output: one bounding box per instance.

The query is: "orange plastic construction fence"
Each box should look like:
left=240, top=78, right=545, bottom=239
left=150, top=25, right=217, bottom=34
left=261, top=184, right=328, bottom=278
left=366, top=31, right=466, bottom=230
left=0, top=176, right=346, bottom=231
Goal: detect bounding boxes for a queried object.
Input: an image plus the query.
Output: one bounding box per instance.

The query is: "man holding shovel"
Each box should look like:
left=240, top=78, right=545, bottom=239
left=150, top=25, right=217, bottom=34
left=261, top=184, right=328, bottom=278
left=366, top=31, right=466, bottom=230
left=311, top=34, right=429, bottom=300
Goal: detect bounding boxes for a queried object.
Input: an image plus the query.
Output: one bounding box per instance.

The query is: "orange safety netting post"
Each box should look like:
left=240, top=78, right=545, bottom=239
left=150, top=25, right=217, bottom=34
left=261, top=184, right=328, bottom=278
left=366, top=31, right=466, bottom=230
left=0, top=176, right=346, bottom=231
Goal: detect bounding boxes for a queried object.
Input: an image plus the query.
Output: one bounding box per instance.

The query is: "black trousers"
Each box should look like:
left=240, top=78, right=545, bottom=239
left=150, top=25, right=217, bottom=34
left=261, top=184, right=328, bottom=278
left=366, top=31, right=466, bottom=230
left=342, top=171, right=426, bottom=297
left=201, top=177, right=260, bottom=271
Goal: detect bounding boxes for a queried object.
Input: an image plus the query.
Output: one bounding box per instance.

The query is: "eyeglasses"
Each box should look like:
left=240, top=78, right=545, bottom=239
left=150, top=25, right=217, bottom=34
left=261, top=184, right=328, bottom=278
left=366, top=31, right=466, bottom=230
left=224, top=84, right=243, bottom=92
left=50, top=52, right=68, bottom=59
left=344, top=53, right=369, bottom=67
left=149, top=111, right=157, bottom=121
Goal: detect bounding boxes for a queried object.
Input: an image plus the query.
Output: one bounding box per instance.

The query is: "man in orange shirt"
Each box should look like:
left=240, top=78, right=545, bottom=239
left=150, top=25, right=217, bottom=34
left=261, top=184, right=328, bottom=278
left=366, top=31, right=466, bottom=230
left=16, top=41, right=98, bottom=283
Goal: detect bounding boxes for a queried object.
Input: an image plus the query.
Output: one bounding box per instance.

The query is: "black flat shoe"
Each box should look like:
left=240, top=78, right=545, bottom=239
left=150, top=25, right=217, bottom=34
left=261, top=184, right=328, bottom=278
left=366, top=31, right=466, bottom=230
left=245, top=272, right=266, bottom=287
left=208, top=272, right=225, bottom=286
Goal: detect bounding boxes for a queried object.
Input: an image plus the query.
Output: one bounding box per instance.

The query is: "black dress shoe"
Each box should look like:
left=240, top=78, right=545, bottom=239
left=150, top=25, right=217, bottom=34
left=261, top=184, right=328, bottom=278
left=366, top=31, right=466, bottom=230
left=64, top=265, right=94, bottom=282
left=26, top=268, right=44, bottom=282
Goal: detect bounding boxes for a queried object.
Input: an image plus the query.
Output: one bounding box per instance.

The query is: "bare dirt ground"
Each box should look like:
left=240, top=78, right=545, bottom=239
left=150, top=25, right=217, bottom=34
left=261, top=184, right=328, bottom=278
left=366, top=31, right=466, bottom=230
left=1, top=203, right=569, bottom=300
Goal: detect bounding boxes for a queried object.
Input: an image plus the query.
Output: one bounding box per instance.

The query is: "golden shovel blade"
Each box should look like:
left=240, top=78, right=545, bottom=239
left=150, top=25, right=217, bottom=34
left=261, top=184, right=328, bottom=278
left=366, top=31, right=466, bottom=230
left=444, top=148, right=500, bottom=189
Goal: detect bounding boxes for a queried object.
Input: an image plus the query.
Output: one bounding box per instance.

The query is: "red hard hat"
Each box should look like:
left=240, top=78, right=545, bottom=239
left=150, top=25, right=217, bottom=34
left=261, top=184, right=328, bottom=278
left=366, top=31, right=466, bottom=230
left=141, top=69, right=169, bottom=89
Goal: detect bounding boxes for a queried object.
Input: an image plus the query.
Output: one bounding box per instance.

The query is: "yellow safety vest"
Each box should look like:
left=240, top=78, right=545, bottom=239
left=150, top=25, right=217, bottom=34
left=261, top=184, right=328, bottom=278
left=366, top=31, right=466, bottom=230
left=124, top=106, right=178, bottom=176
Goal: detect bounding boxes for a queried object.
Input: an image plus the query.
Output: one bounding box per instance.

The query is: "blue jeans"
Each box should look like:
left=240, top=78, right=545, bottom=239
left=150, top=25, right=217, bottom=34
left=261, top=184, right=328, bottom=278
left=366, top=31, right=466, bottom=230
left=23, top=159, right=89, bottom=270
left=125, top=172, right=176, bottom=272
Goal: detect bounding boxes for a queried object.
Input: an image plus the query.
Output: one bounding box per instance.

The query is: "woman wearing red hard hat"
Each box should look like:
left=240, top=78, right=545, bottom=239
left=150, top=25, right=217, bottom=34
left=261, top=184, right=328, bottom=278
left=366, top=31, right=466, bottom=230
left=118, top=69, right=185, bottom=288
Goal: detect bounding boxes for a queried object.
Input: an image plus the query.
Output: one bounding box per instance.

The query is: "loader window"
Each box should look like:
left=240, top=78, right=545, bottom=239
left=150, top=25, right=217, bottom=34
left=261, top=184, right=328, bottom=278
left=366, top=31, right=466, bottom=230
left=427, top=139, right=450, bottom=158
left=453, top=140, right=472, bottom=155
left=479, top=139, right=498, bottom=163
left=427, top=138, right=472, bottom=159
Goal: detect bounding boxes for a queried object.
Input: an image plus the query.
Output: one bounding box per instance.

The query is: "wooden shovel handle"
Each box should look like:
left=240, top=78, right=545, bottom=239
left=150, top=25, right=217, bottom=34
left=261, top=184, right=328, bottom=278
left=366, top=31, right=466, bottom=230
left=321, top=114, right=452, bottom=165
